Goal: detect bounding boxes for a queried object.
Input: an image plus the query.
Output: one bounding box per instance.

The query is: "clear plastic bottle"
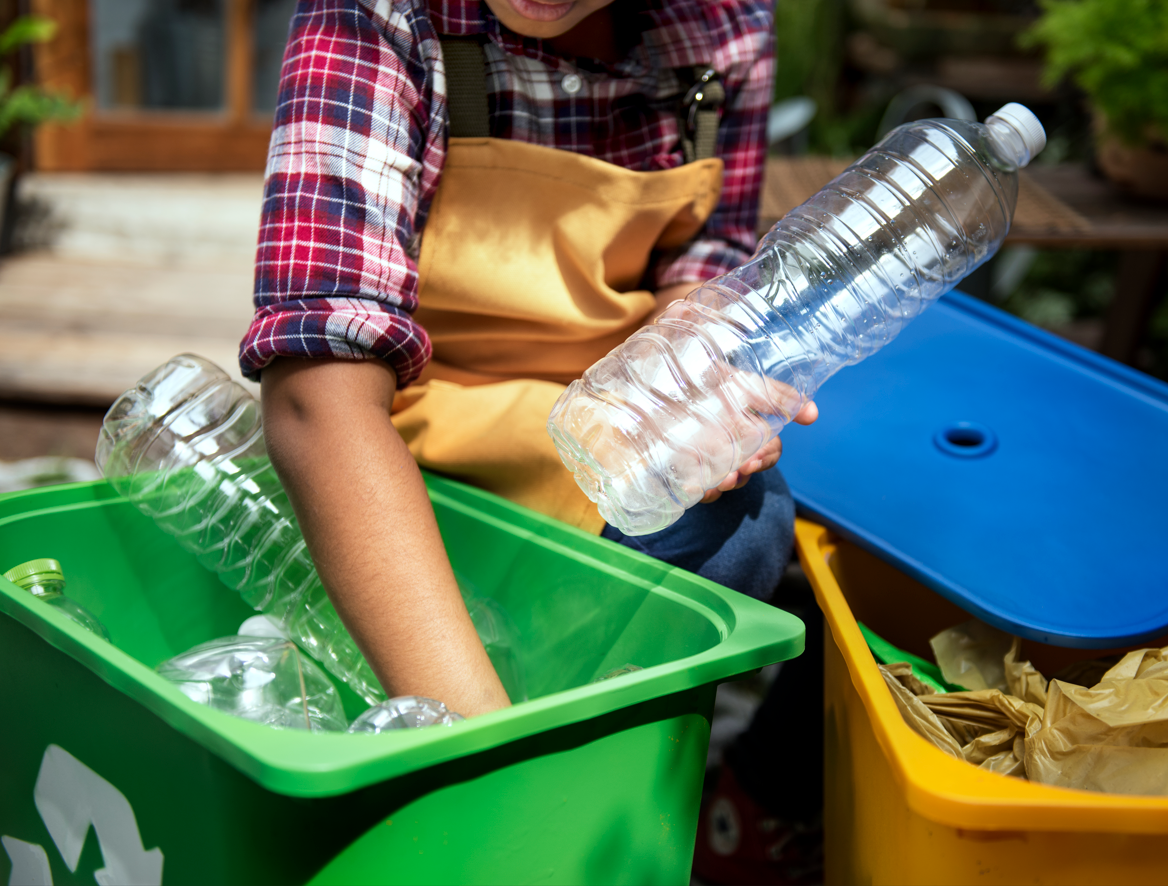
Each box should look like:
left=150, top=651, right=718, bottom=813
left=548, top=104, right=1046, bottom=535
left=95, top=355, right=387, bottom=705
left=158, top=636, right=348, bottom=732
left=4, top=558, right=110, bottom=640
left=96, top=355, right=529, bottom=707
left=347, top=696, right=464, bottom=733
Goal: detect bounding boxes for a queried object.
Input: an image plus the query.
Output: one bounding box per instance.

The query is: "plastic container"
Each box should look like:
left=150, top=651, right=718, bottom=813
left=549, top=104, right=1045, bottom=536
left=348, top=697, right=464, bottom=734
left=795, top=518, right=1168, bottom=886
left=0, top=475, right=803, bottom=885
left=157, top=636, right=349, bottom=733
left=777, top=290, right=1168, bottom=647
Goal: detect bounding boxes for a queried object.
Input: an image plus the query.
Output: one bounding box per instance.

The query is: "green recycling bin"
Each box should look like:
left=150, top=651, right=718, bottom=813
left=0, top=473, right=803, bottom=885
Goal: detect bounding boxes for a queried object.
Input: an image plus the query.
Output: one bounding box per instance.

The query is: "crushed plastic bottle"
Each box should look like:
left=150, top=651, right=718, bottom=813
left=158, top=636, right=348, bottom=732
left=549, top=104, right=1047, bottom=535
left=348, top=696, right=464, bottom=733
left=4, top=558, right=110, bottom=641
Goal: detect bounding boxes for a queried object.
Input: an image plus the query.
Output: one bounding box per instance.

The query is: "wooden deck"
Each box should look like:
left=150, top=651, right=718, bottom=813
left=0, top=252, right=257, bottom=404
left=2, top=163, right=1162, bottom=407
left=0, top=174, right=262, bottom=405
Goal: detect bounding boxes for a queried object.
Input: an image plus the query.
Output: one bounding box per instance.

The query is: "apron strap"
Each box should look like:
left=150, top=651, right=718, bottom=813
left=681, top=66, right=725, bottom=164
left=440, top=36, right=490, bottom=138
left=438, top=36, right=723, bottom=162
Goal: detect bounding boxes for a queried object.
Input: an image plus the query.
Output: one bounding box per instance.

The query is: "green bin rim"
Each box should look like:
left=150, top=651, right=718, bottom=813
left=0, top=476, right=804, bottom=798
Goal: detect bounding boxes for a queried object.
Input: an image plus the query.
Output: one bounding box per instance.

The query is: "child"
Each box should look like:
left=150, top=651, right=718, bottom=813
left=241, top=1, right=819, bottom=877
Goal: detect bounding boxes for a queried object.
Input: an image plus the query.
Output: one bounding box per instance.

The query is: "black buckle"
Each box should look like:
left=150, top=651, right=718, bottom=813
left=684, top=67, right=723, bottom=135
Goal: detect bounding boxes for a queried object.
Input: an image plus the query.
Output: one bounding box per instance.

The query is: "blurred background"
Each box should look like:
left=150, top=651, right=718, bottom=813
left=0, top=0, right=1166, bottom=489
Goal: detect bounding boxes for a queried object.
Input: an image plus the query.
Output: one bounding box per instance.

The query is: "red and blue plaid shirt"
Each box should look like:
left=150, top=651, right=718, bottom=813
left=240, top=0, right=775, bottom=387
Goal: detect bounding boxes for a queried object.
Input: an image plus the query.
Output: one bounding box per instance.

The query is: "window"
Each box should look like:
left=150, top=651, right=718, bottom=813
left=32, top=0, right=297, bottom=171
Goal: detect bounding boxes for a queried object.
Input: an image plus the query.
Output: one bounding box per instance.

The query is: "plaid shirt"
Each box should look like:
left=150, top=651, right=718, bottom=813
left=240, top=0, right=775, bottom=387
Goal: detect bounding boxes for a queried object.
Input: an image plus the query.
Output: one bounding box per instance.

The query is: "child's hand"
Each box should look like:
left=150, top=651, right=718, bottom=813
left=701, top=400, right=818, bottom=504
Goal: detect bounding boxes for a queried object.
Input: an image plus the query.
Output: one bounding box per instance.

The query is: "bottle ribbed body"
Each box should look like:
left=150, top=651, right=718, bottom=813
left=96, top=355, right=386, bottom=705
left=549, top=117, right=1026, bottom=536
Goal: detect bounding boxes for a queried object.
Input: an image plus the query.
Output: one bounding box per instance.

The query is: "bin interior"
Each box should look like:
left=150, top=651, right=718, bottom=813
left=0, top=478, right=803, bottom=796
left=798, top=518, right=1168, bottom=886
left=828, top=535, right=1168, bottom=677
left=0, top=484, right=721, bottom=720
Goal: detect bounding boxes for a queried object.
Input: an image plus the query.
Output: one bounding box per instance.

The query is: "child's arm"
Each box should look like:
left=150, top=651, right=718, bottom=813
left=262, top=356, right=510, bottom=717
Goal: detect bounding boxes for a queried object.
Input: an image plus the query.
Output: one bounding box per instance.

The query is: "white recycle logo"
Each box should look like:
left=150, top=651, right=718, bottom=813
left=3, top=745, right=163, bottom=886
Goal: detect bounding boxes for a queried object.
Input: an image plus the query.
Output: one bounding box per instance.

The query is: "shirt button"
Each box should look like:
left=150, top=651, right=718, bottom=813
left=561, top=73, right=582, bottom=95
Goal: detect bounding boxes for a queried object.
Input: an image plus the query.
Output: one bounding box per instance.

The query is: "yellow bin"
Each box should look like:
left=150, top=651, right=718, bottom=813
left=795, top=518, right=1168, bottom=886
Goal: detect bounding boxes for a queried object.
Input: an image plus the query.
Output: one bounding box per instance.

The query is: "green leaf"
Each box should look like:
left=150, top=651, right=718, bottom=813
left=1022, top=0, right=1168, bottom=145
left=0, top=85, right=81, bottom=142
left=0, top=15, right=58, bottom=57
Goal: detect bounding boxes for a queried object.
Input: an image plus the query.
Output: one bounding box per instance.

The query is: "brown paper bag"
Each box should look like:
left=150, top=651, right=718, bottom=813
left=880, top=664, right=964, bottom=759
left=883, top=636, right=1168, bottom=794
left=880, top=660, right=1042, bottom=777
left=1026, top=649, right=1168, bottom=795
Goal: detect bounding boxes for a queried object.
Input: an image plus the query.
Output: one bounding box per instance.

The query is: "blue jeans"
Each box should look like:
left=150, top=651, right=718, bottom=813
left=600, top=466, right=796, bottom=603
left=602, top=466, right=823, bottom=822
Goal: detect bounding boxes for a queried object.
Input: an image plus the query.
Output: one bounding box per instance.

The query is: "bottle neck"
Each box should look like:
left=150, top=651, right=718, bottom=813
left=20, top=578, right=66, bottom=599
left=985, top=116, right=1032, bottom=171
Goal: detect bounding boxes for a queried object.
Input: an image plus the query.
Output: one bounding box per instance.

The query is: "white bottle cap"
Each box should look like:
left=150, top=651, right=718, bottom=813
left=989, top=103, right=1046, bottom=161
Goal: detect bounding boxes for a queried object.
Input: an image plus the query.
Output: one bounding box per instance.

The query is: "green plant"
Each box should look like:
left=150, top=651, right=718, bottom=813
left=0, top=15, right=81, bottom=144
left=774, top=0, right=885, bottom=156
left=997, top=248, right=1117, bottom=329
left=1021, top=0, right=1168, bottom=146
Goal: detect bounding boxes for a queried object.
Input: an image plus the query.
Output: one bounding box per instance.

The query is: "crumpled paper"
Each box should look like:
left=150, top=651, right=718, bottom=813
left=881, top=636, right=1168, bottom=794
left=1026, top=648, right=1168, bottom=795
left=929, top=619, right=1014, bottom=691
left=882, top=645, right=1044, bottom=778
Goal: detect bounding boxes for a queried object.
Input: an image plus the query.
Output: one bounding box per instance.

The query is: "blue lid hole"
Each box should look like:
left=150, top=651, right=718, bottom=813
left=934, top=422, right=997, bottom=458
left=945, top=426, right=986, bottom=447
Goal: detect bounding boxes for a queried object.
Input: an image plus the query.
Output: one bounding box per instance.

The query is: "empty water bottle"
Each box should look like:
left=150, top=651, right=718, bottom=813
left=4, top=558, right=110, bottom=640
left=158, top=636, right=348, bottom=732
left=549, top=104, right=1046, bottom=535
left=96, top=355, right=528, bottom=708
left=95, top=355, right=386, bottom=705
left=348, top=696, right=464, bottom=733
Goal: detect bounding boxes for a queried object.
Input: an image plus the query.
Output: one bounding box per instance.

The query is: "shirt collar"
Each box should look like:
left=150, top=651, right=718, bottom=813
left=425, top=0, right=491, bottom=37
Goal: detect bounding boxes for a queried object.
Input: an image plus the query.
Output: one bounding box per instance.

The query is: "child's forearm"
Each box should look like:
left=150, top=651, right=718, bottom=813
left=261, top=357, right=510, bottom=718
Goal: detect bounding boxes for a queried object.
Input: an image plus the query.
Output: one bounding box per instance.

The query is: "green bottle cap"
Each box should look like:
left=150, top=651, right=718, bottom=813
left=3, top=558, right=65, bottom=588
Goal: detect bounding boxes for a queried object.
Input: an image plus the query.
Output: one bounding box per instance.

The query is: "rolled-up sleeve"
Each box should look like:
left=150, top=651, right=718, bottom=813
left=652, top=1, right=774, bottom=288
left=239, top=0, right=444, bottom=388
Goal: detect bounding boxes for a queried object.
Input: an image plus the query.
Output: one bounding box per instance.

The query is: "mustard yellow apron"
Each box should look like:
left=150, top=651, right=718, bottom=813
left=391, top=136, right=723, bottom=534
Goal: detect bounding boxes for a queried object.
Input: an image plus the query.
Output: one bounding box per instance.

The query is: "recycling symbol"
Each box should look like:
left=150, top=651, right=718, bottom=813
left=3, top=745, right=163, bottom=886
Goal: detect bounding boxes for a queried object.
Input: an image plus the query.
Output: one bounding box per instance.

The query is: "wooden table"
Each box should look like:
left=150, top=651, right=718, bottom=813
left=759, top=158, right=1168, bottom=365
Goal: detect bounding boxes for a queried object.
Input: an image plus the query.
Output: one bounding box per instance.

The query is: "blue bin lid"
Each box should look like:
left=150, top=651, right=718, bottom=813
left=780, top=291, right=1168, bottom=648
